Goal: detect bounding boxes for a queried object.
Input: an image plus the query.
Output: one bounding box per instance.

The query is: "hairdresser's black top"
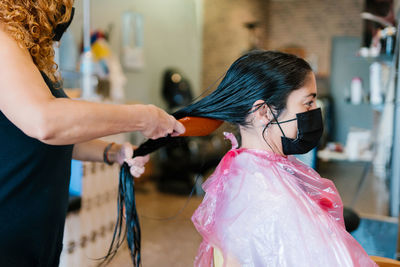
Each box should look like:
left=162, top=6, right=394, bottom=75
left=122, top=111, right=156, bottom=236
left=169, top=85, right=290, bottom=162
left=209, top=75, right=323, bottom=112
left=0, top=72, right=73, bottom=267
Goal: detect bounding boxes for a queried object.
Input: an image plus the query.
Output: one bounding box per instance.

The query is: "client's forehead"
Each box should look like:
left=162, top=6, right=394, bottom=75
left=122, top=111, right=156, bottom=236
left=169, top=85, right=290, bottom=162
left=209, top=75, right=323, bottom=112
left=288, top=74, right=317, bottom=99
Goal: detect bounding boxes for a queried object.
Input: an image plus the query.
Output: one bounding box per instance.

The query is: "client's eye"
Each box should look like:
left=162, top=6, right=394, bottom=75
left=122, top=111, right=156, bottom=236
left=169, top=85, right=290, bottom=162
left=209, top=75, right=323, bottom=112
left=305, top=101, right=314, bottom=107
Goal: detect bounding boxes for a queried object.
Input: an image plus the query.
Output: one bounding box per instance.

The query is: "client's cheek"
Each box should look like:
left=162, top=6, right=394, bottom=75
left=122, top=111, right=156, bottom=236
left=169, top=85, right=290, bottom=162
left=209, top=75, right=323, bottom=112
left=284, top=123, right=298, bottom=139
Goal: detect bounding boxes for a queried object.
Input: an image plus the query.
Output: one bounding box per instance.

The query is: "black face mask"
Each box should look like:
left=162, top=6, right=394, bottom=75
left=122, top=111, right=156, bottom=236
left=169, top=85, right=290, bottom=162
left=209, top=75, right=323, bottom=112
left=53, top=7, right=75, bottom=42
left=270, top=108, right=323, bottom=155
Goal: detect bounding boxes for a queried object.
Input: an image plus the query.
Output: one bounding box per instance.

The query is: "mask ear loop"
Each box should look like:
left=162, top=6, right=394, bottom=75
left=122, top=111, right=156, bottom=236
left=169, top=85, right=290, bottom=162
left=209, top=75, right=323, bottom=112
left=271, top=118, right=297, bottom=124
left=266, top=105, right=287, bottom=138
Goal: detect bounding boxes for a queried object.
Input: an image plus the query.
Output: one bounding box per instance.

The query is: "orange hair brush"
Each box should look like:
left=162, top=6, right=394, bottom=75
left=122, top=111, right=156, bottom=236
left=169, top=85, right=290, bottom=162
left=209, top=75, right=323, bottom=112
left=133, top=117, right=223, bottom=157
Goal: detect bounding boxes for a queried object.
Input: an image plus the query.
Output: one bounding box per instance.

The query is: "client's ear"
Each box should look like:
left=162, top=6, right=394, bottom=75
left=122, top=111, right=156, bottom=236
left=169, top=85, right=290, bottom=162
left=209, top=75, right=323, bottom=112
left=252, top=100, right=272, bottom=125
left=266, top=106, right=278, bottom=122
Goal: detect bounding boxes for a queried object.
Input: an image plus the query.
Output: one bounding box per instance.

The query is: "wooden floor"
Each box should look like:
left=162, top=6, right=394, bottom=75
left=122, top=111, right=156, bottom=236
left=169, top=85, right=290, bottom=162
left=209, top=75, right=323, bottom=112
left=109, top=181, right=202, bottom=267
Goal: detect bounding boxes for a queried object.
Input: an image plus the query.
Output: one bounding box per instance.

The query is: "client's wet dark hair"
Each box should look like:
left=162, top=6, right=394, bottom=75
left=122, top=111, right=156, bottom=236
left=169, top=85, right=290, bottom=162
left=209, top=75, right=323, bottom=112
left=175, top=50, right=312, bottom=122
left=104, top=50, right=312, bottom=266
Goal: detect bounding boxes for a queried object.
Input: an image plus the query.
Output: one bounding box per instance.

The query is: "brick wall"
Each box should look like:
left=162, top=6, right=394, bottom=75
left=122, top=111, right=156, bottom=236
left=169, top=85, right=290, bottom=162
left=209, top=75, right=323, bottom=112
left=202, top=0, right=269, bottom=90
left=202, top=0, right=364, bottom=89
left=266, top=0, right=363, bottom=75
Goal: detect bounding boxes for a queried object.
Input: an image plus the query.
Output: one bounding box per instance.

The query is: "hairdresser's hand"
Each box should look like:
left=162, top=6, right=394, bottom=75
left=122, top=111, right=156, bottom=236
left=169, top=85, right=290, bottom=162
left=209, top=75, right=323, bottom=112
left=112, top=142, right=150, bottom=178
left=141, top=104, right=185, bottom=139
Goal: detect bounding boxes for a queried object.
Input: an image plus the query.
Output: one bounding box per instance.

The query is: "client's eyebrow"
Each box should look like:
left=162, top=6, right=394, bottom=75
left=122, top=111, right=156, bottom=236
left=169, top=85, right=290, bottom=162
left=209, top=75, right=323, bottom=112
left=304, top=93, right=317, bottom=99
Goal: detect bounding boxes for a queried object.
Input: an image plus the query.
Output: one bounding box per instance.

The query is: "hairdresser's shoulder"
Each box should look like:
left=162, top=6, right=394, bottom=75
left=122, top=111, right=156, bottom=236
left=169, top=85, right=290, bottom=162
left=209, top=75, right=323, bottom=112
left=0, top=24, right=29, bottom=58
left=0, top=23, right=13, bottom=44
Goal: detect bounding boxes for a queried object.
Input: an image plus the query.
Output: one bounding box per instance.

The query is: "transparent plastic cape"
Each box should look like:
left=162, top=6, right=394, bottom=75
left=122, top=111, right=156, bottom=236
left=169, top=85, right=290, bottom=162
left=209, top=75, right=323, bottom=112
left=192, top=133, right=376, bottom=267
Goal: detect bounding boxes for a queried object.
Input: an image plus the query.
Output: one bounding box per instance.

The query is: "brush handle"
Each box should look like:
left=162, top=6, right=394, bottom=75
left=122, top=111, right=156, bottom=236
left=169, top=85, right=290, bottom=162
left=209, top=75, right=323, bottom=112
left=131, top=116, right=223, bottom=158
left=132, top=136, right=172, bottom=157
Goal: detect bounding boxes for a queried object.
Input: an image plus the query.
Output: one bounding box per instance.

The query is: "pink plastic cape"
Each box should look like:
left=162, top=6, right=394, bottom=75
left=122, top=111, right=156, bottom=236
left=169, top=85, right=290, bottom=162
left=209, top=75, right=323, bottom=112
left=192, top=133, right=377, bottom=267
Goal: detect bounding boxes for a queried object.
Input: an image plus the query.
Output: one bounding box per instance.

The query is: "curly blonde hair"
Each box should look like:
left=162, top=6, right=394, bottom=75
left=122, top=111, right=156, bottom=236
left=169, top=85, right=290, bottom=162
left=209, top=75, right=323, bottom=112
left=0, top=0, right=74, bottom=82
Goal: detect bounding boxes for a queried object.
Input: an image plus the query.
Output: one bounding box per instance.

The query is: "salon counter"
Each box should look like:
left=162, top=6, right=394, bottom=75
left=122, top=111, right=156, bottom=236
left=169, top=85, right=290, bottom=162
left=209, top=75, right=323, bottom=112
left=60, top=133, right=130, bottom=266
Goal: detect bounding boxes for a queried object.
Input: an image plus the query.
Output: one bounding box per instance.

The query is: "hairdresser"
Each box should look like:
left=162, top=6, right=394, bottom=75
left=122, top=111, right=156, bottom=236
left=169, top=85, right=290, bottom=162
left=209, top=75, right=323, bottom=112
left=0, top=1, right=185, bottom=266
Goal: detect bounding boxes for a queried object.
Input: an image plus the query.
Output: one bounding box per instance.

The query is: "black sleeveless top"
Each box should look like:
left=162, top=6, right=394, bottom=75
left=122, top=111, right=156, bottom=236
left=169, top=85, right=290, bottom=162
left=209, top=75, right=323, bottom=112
left=0, top=73, right=74, bottom=266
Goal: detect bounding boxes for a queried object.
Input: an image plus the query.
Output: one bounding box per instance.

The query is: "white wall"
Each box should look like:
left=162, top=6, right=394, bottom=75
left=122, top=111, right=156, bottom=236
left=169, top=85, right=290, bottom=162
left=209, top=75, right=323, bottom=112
left=68, top=0, right=202, bottom=108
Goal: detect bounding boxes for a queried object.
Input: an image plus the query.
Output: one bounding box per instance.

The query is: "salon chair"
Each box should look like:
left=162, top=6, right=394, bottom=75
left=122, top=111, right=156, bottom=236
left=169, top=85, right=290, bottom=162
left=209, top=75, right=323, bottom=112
left=371, top=256, right=400, bottom=266
left=156, top=68, right=224, bottom=194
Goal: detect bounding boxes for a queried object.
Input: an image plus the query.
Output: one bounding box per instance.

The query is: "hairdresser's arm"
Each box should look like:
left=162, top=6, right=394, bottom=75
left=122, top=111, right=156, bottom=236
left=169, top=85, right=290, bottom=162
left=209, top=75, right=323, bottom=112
left=0, top=28, right=184, bottom=145
left=72, top=140, right=149, bottom=177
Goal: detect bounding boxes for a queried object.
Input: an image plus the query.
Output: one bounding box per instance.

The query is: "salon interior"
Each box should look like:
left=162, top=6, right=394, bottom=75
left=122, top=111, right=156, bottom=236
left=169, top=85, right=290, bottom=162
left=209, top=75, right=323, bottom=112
left=59, top=0, right=400, bottom=266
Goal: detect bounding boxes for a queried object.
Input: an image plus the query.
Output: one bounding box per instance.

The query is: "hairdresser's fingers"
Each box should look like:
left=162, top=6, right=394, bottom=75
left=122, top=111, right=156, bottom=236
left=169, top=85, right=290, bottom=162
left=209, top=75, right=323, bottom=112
left=152, top=132, right=166, bottom=139
left=125, top=158, right=135, bottom=166
left=131, top=166, right=145, bottom=174
left=145, top=105, right=181, bottom=139
left=134, top=155, right=150, bottom=166
left=155, top=115, right=176, bottom=138
left=148, top=128, right=169, bottom=139
left=171, top=120, right=185, bottom=137
left=167, top=115, right=175, bottom=133
left=150, top=110, right=184, bottom=139
left=140, top=105, right=167, bottom=139
left=116, top=142, right=134, bottom=165
left=130, top=166, right=145, bottom=178
left=130, top=168, right=140, bottom=177
left=125, top=155, right=149, bottom=167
